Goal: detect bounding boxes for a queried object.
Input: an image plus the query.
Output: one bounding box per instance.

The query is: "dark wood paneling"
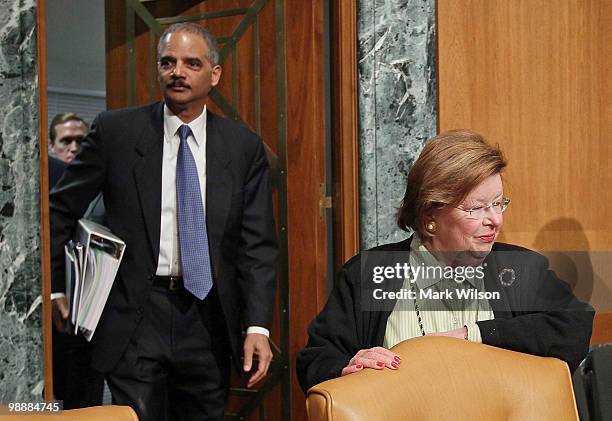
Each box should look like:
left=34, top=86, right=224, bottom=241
left=105, top=0, right=128, bottom=109
left=285, top=1, right=328, bottom=419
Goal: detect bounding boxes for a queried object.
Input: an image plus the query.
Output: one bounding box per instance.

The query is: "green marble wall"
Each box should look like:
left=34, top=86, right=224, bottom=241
left=0, top=0, right=44, bottom=402
left=358, top=0, right=437, bottom=249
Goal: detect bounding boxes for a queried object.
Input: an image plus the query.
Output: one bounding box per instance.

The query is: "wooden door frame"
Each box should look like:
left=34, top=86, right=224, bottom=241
left=330, top=0, right=360, bottom=270
left=36, top=0, right=54, bottom=401
left=286, top=1, right=360, bottom=418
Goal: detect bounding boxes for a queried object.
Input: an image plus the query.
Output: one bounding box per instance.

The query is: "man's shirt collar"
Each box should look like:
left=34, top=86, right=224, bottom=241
left=163, top=104, right=207, bottom=147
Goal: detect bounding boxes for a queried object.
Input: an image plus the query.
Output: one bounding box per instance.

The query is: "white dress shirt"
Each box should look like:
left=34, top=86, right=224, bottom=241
left=156, top=105, right=268, bottom=337
left=156, top=105, right=208, bottom=276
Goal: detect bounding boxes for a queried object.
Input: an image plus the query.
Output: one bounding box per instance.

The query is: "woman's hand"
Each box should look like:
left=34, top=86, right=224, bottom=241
left=341, top=347, right=401, bottom=376
left=427, top=326, right=468, bottom=340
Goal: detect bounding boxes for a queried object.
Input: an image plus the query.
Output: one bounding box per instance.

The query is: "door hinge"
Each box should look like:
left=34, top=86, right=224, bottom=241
left=319, top=183, right=332, bottom=221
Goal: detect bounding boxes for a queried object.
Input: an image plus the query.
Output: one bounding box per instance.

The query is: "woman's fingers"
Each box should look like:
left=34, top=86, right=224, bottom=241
left=353, top=356, right=386, bottom=369
left=356, top=348, right=401, bottom=369
left=341, top=364, right=364, bottom=376
left=344, top=347, right=402, bottom=375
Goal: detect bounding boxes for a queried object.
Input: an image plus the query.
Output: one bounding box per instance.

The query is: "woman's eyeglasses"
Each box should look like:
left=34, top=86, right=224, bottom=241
left=453, top=197, right=511, bottom=219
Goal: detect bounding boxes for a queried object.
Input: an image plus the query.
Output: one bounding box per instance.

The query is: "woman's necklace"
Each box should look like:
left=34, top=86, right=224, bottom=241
left=409, top=278, right=478, bottom=337
left=410, top=280, right=426, bottom=336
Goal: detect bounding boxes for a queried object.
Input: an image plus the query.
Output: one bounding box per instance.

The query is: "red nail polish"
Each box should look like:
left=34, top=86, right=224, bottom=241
left=393, top=356, right=401, bottom=362
left=391, top=362, right=398, bottom=368
left=376, top=361, right=385, bottom=367
left=356, top=364, right=363, bottom=369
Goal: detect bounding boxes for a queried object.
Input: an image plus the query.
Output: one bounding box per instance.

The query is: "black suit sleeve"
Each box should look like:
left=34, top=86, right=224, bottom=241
left=296, top=260, right=364, bottom=393
left=234, top=137, right=278, bottom=329
left=50, top=116, right=107, bottom=293
left=48, top=155, right=67, bottom=188
left=478, top=253, right=594, bottom=372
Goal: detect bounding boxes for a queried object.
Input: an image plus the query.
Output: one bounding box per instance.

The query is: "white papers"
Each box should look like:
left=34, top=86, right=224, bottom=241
left=64, top=219, right=126, bottom=341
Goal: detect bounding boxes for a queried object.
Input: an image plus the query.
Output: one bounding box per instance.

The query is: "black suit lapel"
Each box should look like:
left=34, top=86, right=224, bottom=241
left=133, top=102, right=164, bottom=262
left=205, top=111, right=232, bottom=278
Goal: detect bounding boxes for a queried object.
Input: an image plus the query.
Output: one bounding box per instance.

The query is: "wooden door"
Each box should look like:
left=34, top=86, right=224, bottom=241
left=105, top=1, right=331, bottom=419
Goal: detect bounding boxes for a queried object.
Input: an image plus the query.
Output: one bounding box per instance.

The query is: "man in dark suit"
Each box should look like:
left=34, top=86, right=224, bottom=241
left=50, top=23, right=277, bottom=420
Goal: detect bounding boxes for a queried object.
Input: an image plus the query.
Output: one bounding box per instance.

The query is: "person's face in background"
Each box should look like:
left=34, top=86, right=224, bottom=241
left=51, top=120, right=87, bottom=163
left=426, top=173, right=504, bottom=265
left=157, top=30, right=221, bottom=115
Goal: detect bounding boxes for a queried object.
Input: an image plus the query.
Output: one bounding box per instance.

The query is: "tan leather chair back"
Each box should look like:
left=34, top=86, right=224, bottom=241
left=307, top=336, right=579, bottom=421
left=1, top=405, right=138, bottom=421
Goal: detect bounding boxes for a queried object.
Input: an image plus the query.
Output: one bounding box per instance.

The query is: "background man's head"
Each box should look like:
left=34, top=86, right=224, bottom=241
left=49, top=113, right=88, bottom=163
left=157, top=23, right=222, bottom=114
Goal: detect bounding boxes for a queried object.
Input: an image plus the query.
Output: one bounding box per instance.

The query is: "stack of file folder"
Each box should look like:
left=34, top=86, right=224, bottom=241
left=64, top=219, right=126, bottom=341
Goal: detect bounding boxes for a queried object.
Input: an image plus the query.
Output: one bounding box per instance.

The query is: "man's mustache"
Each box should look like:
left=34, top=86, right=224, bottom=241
left=167, top=80, right=191, bottom=89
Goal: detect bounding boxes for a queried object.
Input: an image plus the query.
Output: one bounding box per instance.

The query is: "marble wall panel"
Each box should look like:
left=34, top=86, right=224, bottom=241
left=358, top=0, right=437, bottom=249
left=0, top=0, right=43, bottom=401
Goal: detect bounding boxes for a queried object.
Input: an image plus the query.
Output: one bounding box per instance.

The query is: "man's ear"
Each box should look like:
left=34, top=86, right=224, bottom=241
left=210, top=65, right=222, bottom=88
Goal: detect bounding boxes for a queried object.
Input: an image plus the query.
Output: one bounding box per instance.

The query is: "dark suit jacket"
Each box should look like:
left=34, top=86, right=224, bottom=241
left=296, top=236, right=594, bottom=392
left=50, top=102, right=277, bottom=373
left=48, top=155, right=67, bottom=188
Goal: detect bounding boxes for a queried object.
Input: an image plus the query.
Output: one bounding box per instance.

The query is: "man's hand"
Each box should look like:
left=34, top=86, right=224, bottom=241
left=341, top=346, right=401, bottom=376
left=52, top=296, right=70, bottom=333
left=243, top=333, right=273, bottom=388
left=427, top=326, right=468, bottom=340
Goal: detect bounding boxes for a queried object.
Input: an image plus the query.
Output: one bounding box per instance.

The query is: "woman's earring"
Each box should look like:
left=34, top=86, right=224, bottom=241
left=426, top=220, right=437, bottom=234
